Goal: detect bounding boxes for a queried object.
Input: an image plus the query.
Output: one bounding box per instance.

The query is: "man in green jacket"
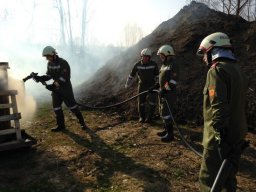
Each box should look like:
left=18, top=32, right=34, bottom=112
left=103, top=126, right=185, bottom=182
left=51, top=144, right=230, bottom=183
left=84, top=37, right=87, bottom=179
left=157, top=45, right=179, bottom=142
left=125, top=48, right=159, bottom=123
left=34, top=46, right=88, bottom=132
left=197, top=32, right=247, bottom=191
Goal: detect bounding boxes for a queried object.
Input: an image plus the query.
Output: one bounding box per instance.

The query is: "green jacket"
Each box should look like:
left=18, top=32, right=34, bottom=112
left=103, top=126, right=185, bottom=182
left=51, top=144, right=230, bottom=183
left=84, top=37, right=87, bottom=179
left=130, top=60, right=159, bottom=86
left=159, top=60, right=179, bottom=92
left=203, top=60, right=247, bottom=149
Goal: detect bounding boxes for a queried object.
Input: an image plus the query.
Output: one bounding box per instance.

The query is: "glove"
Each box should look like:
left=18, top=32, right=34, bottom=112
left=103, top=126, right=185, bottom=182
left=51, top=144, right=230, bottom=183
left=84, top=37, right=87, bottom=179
left=125, top=77, right=133, bottom=88
left=45, top=84, right=56, bottom=91
left=53, top=81, right=60, bottom=89
left=218, top=141, right=232, bottom=161
left=159, top=89, right=167, bottom=98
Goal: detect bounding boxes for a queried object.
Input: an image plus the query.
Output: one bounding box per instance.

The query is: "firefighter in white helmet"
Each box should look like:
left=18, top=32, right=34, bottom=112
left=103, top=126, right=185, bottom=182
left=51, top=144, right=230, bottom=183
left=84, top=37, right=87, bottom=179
left=125, top=48, right=159, bottom=123
left=157, top=44, right=179, bottom=142
left=34, top=46, right=88, bottom=132
left=197, top=32, right=247, bottom=191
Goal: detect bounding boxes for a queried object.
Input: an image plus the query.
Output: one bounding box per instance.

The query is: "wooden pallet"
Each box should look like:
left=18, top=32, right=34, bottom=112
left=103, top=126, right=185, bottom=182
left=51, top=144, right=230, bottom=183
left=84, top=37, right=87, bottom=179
left=0, top=90, right=36, bottom=151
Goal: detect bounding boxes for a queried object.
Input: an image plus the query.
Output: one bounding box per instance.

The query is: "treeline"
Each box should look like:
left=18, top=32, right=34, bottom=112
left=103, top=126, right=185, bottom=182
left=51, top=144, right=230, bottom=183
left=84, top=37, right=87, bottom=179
left=188, top=0, right=256, bottom=20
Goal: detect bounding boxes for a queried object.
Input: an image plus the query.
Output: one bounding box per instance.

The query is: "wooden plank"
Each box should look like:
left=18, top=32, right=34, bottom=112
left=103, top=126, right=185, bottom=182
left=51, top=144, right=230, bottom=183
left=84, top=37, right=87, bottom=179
left=0, top=90, right=18, bottom=96
left=0, top=140, right=22, bottom=146
left=0, top=103, right=13, bottom=109
left=0, top=128, right=16, bottom=135
left=11, top=95, right=22, bottom=140
left=0, top=113, right=21, bottom=122
left=0, top=139, right=35, bottom=152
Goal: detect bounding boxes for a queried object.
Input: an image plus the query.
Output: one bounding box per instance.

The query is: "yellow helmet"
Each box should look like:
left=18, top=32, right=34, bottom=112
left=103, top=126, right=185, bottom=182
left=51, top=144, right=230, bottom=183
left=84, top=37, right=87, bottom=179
left=42, top=46, right=57, bottom=56
left=197, top=32, right=232, bottom=57
left=141, top=48, right=152, bottom=56
left=157, top=45, right=175, bottom=56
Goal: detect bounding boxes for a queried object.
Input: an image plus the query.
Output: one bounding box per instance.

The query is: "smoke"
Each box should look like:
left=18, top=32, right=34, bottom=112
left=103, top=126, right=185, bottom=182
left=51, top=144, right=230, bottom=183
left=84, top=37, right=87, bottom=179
left=8, top=77, right=37, bottom=123
left=0, top=0, right=187, bottom=103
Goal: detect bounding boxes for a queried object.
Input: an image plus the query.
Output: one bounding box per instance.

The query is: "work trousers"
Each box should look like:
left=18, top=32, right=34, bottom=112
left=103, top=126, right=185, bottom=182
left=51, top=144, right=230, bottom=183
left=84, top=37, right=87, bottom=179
left=199, top=148, right=240, bottom=192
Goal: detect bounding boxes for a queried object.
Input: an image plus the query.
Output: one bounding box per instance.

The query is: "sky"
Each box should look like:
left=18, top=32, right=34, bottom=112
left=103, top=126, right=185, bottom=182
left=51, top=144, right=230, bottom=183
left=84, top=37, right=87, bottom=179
left=87, top=0, right=188, bottom=45
left=0, top=0, right=188, bottom=99
left=0, top=0, right=188, bottom=46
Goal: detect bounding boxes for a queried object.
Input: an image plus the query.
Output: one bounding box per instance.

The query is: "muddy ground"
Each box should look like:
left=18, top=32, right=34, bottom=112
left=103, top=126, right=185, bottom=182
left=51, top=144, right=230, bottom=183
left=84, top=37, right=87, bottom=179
left=0, top=104, right=255, bottom=192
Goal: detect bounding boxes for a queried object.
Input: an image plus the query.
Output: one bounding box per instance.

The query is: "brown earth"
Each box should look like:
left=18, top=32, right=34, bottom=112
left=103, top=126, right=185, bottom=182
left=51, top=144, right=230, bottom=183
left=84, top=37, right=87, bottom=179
left=0, top=106, right=255, bottom=191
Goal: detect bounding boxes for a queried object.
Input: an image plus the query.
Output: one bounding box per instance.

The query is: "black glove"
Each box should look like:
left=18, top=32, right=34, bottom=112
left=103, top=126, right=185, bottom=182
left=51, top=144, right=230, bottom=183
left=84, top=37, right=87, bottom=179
left=218, top=141, right=232, bottom=161
left=45, top=84, right=56, bottom=91
left=159, top=89, right=167, bottom=98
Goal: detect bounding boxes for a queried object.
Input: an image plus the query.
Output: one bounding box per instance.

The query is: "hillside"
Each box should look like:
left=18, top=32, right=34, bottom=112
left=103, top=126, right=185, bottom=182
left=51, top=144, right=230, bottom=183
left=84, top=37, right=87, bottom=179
left=76, top=1, right=256, bottom=128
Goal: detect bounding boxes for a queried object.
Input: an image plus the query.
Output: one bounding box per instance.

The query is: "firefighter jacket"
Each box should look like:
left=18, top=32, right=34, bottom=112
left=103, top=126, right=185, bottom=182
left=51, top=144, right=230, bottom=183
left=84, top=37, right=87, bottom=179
left=159, top=60, right=179, bottom=92
left=202, top=60, right=247, bottom=150
left=44, top=56, right=71, bottom=87
left=129, top=60, right=159, bottom=86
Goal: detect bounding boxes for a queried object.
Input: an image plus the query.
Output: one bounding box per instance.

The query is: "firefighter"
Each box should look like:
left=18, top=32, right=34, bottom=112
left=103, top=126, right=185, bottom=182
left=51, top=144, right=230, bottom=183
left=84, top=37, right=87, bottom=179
left=34, top=46, right=88, bottom=132
left=157, top=45, right=179, bottom=142
left=197, top=32, right=247, bottom=191
left=125, top=48, right=159, bottom=123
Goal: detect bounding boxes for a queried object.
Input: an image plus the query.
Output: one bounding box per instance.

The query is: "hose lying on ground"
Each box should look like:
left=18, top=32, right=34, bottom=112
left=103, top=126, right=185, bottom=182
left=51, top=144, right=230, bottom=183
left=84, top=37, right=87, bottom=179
left=76, top=90, right=149, bottom=109
left=77, top=89, right=203, bottom=157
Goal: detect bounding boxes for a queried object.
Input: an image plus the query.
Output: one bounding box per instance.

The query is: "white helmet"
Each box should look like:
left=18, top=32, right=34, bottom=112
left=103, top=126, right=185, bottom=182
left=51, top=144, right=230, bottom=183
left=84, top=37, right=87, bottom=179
left=141, top=48, right=152, bottom=57
left=197, top=32, right=232, bottom=57
left=42, top=46, right=57, bottom=56
left=157, top=45, right=175, bottom=56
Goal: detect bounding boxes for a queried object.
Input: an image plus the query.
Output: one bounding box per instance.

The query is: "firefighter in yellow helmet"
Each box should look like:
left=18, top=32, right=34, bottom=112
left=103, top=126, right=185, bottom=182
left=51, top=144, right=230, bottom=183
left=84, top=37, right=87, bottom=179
left=125, top=48, right=159, bottom=123
left=197, top=32, right=247, bottom=191
left=157, top=44, right=179, bottom=142
left=34, top=46, right=88, bottom=132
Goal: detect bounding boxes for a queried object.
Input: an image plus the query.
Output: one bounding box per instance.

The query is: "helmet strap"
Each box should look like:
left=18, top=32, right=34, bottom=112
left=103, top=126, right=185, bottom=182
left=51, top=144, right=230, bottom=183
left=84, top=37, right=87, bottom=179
left=206, top=52, right=212, bottom=67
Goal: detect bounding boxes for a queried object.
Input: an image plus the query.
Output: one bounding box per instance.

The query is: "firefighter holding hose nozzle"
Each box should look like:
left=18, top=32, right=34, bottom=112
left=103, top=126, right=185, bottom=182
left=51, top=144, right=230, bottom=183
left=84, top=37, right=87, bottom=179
left=31, top=46, right=88, bottom=132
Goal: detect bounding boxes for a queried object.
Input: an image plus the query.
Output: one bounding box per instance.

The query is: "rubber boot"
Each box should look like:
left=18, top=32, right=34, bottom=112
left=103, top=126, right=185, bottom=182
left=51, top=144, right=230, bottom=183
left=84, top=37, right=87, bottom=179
left=52, top=110, right=65, bottom=132
left=74, top=111, right=88, bottom=130
left=161, top=123, right=174, bottom=142
left=157, top=127, right=167, bottom=137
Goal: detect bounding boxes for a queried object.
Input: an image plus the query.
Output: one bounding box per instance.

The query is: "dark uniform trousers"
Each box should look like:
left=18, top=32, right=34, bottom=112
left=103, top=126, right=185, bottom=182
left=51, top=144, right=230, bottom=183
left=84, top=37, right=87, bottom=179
left=138, top=84, right=157, bottom=120
left=52, top=82, right=84, bottom=128
left=160, top=91, right=176, bottom=130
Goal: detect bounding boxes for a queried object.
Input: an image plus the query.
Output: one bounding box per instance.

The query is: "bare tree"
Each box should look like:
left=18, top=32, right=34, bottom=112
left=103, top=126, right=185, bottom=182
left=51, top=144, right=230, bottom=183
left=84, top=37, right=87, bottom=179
left=55, top=0, right=66, bottom=46
left=81, top=0, right=89, bottom=50
left=188, top=0, right=256, bottom=20
left=66, top=0, right=74, bottom=51
left=122, top=23, right=143, bottom=47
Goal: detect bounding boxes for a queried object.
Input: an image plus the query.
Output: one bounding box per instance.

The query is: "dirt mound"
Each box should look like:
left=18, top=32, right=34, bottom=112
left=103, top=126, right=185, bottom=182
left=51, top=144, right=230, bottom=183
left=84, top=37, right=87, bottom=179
left=76, top=2, right=256, bottom=128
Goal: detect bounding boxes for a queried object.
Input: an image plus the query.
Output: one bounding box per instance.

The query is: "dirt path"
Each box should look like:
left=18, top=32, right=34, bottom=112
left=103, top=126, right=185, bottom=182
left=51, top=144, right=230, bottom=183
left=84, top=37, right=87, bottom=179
left=0, top=107, right=255, bottom=192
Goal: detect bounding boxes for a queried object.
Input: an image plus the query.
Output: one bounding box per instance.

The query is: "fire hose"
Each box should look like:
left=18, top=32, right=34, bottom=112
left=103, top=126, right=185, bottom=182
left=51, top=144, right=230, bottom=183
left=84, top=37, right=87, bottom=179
left=76, top=90, right=150, bottom=109
left=24, top=72, right=251, bottom=191
left=23, top=73, right=202, bottom=156
left=77, top=89, right=203, bottom=157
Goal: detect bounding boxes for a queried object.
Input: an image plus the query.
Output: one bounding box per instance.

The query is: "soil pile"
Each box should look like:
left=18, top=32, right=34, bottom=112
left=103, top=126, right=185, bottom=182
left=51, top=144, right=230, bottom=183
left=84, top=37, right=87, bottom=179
left=77, top=2, right=256, bottom=128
